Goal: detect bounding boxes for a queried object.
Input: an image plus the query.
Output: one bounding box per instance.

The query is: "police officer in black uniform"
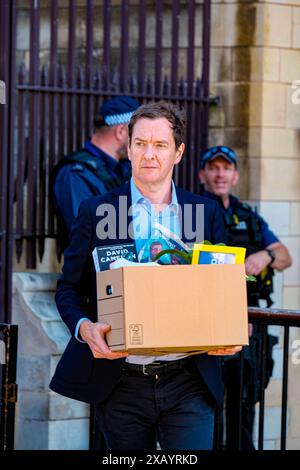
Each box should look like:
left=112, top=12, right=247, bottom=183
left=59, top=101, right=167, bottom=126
left=199, top=145, right=292, bottom=450
left=53, top=95, right=140, bottom=249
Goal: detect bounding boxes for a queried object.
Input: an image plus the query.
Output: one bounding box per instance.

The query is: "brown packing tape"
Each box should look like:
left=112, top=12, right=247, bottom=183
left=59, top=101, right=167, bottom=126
left=110, top=345, right=242, bottom=355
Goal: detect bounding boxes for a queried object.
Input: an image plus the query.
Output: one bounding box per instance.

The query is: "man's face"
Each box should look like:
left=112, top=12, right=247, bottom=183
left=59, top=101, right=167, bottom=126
left=150, top=242, right=163, bottom=258
left=128, top=117, right=184, bottom=186
left=199, top=157, right=239, bottom=197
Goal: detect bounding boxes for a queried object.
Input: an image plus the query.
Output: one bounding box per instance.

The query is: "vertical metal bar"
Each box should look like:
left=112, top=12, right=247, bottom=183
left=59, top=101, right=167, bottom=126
left=171, top=0, right=180, bottom=185
left=86, top=0, right=93, bottom=90
left=0, top=1, right=10, bottom=323
left=76, top=66, right=84, bottom=149
left=48, top=0, right=58, bottom=236
left=0, top=0, right=16, bottom=323
left=49, top=0, right=58, bottom=97
left=137, top=0, right=146, bottom=94
left=94, top=67, right=101, bottom=119
left=237, top=349, right=245, bottom=450
left=146, top=76, right=152, bottom=96
left=257, top=324, right=267, bottom=450
left=200, top=0, right=211, bottom=152
left=15, top=64, right=26, bottom=262
left=174, top=77, right=185, bottom=186
left=102, top=0, right=111, bottom=91
left=194, top=78, right=202, bottom=193
left=85, top=0, right=94, bottom=142
left=6, top=0, right=16, bottom=320
left=58, top=65, right=66, bottom=161
left=0, top=324, right=18, bottom=450
left=280, top=326, right=289, bottom=450
left=85, top=0, right=94, bottom=141
left=38, top=66, right=48, bottom=261
left=129, top=73, right=136, bottom=95
left=67, top=0, right=76, bottom=155
left=171, top=0, right=179, bottom=96
left=162, top=75, right=169, bottom=98
left=155, top=0, right=163, bottom=95
left=120, top=0, right=129, bottom=93
left=26, top=0, right=40, bottom=269
left=187, top=0, right=195, bottom=94
left=186, top=0, right=196, bottom=192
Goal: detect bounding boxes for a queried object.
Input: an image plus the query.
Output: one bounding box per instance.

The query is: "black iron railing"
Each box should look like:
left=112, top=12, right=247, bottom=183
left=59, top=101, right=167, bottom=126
left=213, top=307, right=300, bottom=451
left=0, top=323, right=18, bottom=451
left=248, top=307, right=300, bottom=450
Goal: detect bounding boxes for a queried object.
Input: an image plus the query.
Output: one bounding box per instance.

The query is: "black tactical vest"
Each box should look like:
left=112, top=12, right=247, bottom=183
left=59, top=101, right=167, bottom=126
left=223, top=202, right=263, bottom=255
left=223, top=201, right=274, bottom=307
left=52, top=149, right=129, bottom=193
left=51, top=149, right=131, bottom=255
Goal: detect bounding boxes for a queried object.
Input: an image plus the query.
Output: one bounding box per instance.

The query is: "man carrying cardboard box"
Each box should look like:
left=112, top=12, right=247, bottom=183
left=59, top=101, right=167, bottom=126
left=50, top=101, right=242, bottom=450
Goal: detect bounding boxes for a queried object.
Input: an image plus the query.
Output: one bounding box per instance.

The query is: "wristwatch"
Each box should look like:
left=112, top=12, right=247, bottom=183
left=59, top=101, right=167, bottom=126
left=265, top=249, right=275, bottom=264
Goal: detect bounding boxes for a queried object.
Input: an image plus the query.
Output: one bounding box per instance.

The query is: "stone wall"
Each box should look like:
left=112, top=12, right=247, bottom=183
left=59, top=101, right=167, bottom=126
left=12, top=272, right=89, bottom=450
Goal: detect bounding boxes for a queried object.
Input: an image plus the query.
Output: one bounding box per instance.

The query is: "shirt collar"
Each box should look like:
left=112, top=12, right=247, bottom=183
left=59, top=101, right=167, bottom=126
left=84, top=140, right=118, bottom=170
left=130, top=178, right=179, bottom=213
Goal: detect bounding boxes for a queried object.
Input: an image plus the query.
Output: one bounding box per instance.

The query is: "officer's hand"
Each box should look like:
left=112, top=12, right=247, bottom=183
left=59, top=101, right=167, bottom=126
left=79, top=319, right=128, bottom=360
left=245, top=250, right=271, bottom=276
left=208, top=346, right=242, bottom=356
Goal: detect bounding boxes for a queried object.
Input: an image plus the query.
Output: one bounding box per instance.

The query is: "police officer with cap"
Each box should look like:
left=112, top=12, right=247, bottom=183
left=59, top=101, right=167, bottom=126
left=53, top=95, right=140, bottom=249
left=199, top=145, right=292, bottom=449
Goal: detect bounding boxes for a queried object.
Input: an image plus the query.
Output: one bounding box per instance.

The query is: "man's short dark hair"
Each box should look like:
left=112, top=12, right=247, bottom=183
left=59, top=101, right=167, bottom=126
left=128, top=101, right=186, bottom=149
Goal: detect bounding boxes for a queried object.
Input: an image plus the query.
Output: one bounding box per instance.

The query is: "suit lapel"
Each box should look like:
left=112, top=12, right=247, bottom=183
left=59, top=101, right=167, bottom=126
left=111, top=183, right=133, bottom=243
left=176, top=187, right=196, bottom=245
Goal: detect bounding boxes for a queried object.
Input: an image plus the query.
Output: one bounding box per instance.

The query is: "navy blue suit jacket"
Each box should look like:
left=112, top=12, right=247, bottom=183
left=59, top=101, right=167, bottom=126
left=50, top=183, right=227, bottom=406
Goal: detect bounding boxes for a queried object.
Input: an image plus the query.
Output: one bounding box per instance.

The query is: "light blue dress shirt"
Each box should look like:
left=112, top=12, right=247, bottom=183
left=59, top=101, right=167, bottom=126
left=127, top=178, right=187, bottom=364
left=76, top=178, right=187, bottom=364
left=130, top=177, right=181, bottom=259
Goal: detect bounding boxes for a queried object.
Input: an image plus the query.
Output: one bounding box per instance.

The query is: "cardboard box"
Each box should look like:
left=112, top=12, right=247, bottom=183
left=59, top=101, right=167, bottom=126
left=97, top=264, right=249, bottom=355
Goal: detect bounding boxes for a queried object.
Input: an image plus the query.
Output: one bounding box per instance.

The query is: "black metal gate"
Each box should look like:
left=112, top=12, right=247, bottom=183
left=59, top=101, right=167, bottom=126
left=0, top=0, right=212, bottom=317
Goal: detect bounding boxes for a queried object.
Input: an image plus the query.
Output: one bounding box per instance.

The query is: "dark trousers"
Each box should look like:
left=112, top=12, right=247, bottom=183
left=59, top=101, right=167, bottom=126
left=95, top=364, right=216, bottom=450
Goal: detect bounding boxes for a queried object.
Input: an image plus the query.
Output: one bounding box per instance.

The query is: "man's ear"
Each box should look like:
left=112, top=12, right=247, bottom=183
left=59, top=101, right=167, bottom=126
left=232, top=169, right=239, bottom=186
left=199, top=169, right=205, bottom=184
left=115, top=124, right=126, bottom=141
left=127, top=142, right=132, bottom=161
left=174, top=143, right=185, bottom=165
